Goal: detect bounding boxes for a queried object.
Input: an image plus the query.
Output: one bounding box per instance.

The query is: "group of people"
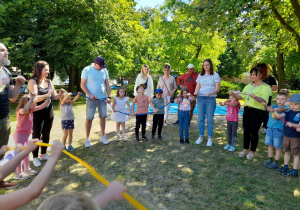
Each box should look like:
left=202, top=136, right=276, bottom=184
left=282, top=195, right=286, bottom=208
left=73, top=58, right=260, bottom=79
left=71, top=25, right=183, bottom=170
left=0, top=42, right=300, bottom=208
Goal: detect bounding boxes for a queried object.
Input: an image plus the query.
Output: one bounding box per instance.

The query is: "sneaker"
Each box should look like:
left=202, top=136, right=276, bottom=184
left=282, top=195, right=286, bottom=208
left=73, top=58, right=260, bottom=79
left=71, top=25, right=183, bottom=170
left=263, top=159, right=272, bottom=167
left=173, top=120, right=179, bottom=125
left=185, top=138, right=190, bottom=144
left=246, top=152, right=255, bottom=160
left=142, top=135, right=148, bottom=141
left=278, top=166, right=289, bottom=175
left=85, top=138, right=91, bottom=148
left=64, top=146, right=67, bottom=151
left=163, top=123, right=167, bottom=126
left=123, top=135, right=127, bottom=142
left=100, top=136, right=110, bottom=145
left=229, top=146, right=236, bottom=152
left=206, top=138, right=213, bottom=147
left=68, top=145, right=75, bottom=151
left=180, top=138, right=184, bottom=144
left=40, top=154, right=50, bottom=161
left=195, top=136, right=203, bottom=145
left=267, top=161, right=279, bottom=169
left=14, top=172, right=31, bottom=180
left=0, top=181, right=19, bottom=189
left=146, top=122, right=151, bottom=127
left=158, top=135, right=163, bottom=140
left=262, top=128, right=267, bottom=134
left=283, top=170, right=299, bottom=177
left=116, top=134, right=120, bottom=142
left=136, top=136, right=141, bottom=142
left=33, top=157, right=42, bottom=167
left=224, top=144, right=231, bottom=150
left=238, top=151, right=247, bottom=158
left=24, top=168, right=38, bottom=176
left=152, top=135, right=155, bottom=140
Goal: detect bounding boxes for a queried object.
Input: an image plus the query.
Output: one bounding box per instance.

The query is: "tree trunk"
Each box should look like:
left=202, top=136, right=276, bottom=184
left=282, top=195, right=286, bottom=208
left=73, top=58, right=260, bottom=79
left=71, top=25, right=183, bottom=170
left=75, top=67, right=81, bottom=92
left=271, top=65, right=278, bottom=82
left=276, top=47, right=286, bottom=90
left=68, top=69, right=74, bottom=92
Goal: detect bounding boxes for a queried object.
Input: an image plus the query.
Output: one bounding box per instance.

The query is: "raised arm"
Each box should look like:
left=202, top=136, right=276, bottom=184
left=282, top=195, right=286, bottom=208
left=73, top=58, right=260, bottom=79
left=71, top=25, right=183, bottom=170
left=8, top=76, right=26, bottom=102
left=19, top=94, right=35, bottom=115
left=33, top=98, right=50, bottom=112
left=71, top=92, right=81, bottom=104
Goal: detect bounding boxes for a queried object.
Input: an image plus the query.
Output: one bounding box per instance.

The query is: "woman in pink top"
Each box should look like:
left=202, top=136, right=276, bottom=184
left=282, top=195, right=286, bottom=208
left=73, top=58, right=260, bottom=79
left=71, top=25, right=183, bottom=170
left=13, top=94, right=49, bottom=180
left=219, top=92, right=240, bottom=151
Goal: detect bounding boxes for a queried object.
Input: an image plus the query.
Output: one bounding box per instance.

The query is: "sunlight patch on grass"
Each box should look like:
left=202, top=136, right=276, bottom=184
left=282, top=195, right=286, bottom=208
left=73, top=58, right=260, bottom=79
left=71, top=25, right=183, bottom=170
left=146, top=149, right=156, bottom=152
left=256, top=195, right=265, bottom=202
left=177, top=164, right=184, bottom=168
left=294, top=189, right=300, bottom=197
left=181, top=167, right=194, bottom=174
left=64, top=183, right=80, bottom=191
left=239, top=186, right=245, bottom=191
left=160, top=160, right=167, bottom=163
left=127, top=181, right=147, bottom=186
left=203, top=149, right=211, bottom=154
left=243, top=201, right=258, bottom=208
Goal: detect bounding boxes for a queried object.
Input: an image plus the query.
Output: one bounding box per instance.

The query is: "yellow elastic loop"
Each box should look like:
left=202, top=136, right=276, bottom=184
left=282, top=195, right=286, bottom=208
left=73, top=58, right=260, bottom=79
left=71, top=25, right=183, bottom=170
left=35, top=142, right=147, bottom=210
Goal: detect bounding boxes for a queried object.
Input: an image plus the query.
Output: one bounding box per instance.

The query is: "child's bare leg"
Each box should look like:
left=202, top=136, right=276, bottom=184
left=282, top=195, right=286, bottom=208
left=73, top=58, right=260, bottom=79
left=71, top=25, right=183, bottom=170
left=62, top=129, right=68, bottom=145
left=116, top=122, right=120, bottom=135
left=275, top=148, right=281, bottom=161
left=284, top=152, right=291, bottom=165
left=293, top=155, right=299, bottom=170
left=68, top=129, right=73, bottom=146
left=121, top=122, right=126, bottom=135
left=268, top=145, right=273, bottom=158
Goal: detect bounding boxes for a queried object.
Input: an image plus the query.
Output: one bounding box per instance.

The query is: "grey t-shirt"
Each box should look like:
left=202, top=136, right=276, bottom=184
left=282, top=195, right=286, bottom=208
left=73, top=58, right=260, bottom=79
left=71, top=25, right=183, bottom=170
left=60, top=104, right=75, bottom=121
left=0, top=67, right=13, bottom=120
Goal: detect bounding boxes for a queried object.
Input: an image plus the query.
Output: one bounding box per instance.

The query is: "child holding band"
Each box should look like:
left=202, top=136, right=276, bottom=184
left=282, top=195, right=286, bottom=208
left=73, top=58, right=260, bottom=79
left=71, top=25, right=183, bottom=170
left=151, top=89, right=167, bottom=140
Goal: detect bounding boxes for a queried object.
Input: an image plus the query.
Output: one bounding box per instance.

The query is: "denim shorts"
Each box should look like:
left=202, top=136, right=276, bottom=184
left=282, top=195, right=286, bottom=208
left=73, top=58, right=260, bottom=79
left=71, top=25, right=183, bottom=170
left=264, top=127, right=284, bottom=149
left=86, top=99, right=107, bottom=120
left=61, top=120, right=74, bottom=130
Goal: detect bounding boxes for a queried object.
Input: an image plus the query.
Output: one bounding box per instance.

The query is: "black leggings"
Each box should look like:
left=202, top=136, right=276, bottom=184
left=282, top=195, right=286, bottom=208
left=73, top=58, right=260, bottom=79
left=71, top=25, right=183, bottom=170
left=135, top=115, right=147, bottom=137
left=32, top=104, right=54, bottom=158
left=152, top=114, right=164, bottom=136
left=243, top=107, right=264, bottom=152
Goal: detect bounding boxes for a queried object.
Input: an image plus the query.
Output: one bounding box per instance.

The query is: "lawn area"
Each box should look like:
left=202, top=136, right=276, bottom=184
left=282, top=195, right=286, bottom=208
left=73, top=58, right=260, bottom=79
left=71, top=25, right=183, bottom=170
left=1, top=93, right=300, bottom=209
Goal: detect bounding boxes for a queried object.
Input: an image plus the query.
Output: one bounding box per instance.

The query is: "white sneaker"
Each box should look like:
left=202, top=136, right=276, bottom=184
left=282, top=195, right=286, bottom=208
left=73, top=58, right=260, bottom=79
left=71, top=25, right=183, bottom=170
left=123, top=135, right=127, bottom=142
left=163, top=123, right=167, bottom=126
left=146, top=122, right=151, bottom=127
left=33, top=157, right=42, bottom=167
left=24, top=168, right=38, bottom=176
left=85, top=138, right=91, bottom=148
left=206, top=138, right=213, bottom=147
left=14, top=172, right=31, bottom=180
left=100, top=136, right=110, bottom=144
left=116, top=134, right=120, bottom=142
left=40, top=154, right=50, bottom=160
left=195, top=136, right=203, bottom=145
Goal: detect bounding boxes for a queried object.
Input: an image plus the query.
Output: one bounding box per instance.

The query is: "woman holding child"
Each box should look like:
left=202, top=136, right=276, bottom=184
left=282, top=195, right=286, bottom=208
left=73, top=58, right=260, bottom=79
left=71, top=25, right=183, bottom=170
left=231, top=63, right=272, bottom=160
left=28, top=61, right=65, bottom=167
left=157, top=63, right=177, bottom=126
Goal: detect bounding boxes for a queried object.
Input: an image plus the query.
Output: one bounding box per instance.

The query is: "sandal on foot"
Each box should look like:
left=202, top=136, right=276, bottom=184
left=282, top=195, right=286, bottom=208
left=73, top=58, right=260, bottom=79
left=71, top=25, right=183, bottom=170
left=246, top=152, right=255, bottom=160
left=239, top=151, right=247, bottom=157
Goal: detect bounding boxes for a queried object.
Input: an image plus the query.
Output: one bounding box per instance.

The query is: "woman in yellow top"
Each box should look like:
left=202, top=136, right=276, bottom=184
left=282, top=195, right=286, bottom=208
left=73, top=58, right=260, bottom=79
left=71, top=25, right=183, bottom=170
left=231, top=63, right=272, bottom=160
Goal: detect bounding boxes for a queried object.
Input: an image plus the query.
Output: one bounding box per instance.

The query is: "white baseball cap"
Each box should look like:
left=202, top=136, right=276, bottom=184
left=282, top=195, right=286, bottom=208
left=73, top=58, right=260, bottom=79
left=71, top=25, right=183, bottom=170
left=187, top=64, right=195, bottom=68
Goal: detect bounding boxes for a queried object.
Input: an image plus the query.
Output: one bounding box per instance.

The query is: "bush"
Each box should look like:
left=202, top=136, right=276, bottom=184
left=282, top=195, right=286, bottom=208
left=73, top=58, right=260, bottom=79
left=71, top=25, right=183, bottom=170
left=126, top=83, right=135, bottom=98
left=218, top=81, right=246, bottom=99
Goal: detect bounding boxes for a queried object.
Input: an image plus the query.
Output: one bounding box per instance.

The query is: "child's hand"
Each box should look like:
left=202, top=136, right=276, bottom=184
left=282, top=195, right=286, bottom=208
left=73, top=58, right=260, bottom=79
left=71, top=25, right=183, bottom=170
left=113, top=108, right=117, bottom=112
left=177, top=94, right=181, bottom=98
left=105, top=181, right=126, bottom=201
left=286, top=122, right=293, bottom=127
left=297, top=127, right=300, bottom=132
left=78, top=92, right=82, bottom=96
left=50, top=140, right=65, bottom=159
left=15, top=143, right=24, bottom=153
left=0, top=145, right=7, bottom=156
left=267, top=107, right=273, bottom=112
left=68, top=92, right=72, bottom=96
left=25, top=139, right=42, bottom=153
left=59, top=88, right=65, bottom=96
left=187, top=93, right=191, bottom=96
left=154, top=108, right=159, bottom=113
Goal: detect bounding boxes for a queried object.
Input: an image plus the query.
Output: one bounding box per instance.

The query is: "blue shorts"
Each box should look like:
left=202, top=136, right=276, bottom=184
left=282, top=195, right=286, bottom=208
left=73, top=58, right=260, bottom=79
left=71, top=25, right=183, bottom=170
left=264, top=127, right=284, bottom=149
left=86, top=99, right=107, bottom=120
left=61, top=120, right=74, bottom=130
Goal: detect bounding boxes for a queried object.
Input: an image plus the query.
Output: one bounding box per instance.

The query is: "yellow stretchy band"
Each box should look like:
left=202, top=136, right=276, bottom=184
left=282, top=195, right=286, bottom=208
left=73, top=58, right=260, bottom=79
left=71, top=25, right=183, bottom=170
left=35, top=142, right=147, bottom=210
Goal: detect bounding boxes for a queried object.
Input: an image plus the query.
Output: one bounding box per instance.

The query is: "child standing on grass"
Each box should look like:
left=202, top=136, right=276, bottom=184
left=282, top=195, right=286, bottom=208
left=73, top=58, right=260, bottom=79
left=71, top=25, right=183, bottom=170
left=219, top=91, right=240, bottom=152
left=132, top=84, right=157, bottom=142
left=263, top=90, right=289, bottom=169
left=13, top=94, right=50, bottom=180
left=151, top=89, right=167, bottom=140
left=175, top=86, right=195, bottom=144
left=277, top=94, right=300, bottom=177
left=111, top=86, right=131, bottom=142
left=60, top=92, right=81, bottom=151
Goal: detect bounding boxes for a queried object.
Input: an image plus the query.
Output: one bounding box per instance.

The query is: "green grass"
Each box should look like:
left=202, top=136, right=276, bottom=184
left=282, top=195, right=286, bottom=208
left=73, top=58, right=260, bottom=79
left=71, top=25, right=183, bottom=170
left=1, top=91, right=300, bottom=209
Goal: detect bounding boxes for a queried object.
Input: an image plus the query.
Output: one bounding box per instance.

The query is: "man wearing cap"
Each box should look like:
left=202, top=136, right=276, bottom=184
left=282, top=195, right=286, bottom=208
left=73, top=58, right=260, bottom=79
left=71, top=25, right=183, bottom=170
left=81, top=56, right=111, bottom=147
left=0, top=43, right=25, bottom=190
left=173, top=64, right=198, bottom=124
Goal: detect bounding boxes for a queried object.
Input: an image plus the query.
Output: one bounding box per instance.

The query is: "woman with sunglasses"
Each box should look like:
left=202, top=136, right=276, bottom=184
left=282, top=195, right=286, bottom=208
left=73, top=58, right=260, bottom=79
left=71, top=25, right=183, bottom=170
left=157, top=63, right=177, bottom=126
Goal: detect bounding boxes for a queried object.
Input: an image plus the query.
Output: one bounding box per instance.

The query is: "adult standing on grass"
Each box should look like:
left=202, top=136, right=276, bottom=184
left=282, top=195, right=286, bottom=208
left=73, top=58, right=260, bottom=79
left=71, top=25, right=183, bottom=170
left=133, top=64, right=154, bottom=127
left=173, top=64, right=198, bottom=125
left=0, top=43, right=25, bottom=190
left=231, top=63, right=272, bottom=160
left=81, top=56, right=111, bottom=148
left=28, top=61, right=65, bottom=167
left=261, top=75, right=278, bottom=134
left=157, top=63, right=177, bottom=126
left=194, top=59, right=220, bottom=147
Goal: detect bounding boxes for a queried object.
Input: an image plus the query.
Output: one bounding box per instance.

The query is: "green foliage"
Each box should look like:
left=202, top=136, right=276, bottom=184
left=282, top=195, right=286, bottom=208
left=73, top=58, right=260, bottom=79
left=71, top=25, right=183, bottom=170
left=126, top=83, right=135, bottom=98
left=153, top=77, right=158, bottom=91
left=218, top=81, right=246, bottom=99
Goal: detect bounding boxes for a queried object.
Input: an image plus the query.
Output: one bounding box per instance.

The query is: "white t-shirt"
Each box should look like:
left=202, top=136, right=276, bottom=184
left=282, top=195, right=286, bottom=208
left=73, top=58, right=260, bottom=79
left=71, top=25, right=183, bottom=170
left=196, top=72, right=221, bottom=97
left=81, top=64, right=109, bottom=99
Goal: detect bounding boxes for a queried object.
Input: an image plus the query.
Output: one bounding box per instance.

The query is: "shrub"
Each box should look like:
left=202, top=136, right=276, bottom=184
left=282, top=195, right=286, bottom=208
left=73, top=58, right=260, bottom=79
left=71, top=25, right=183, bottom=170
left=126, top=83, right=135, bottom=98
left=218, top=81, right=246, bottom=99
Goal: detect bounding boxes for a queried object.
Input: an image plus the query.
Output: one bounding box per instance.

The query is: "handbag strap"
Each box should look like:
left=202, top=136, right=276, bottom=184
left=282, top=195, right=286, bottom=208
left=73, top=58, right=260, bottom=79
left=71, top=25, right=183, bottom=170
left=161, top=76, right=171, bottom=95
